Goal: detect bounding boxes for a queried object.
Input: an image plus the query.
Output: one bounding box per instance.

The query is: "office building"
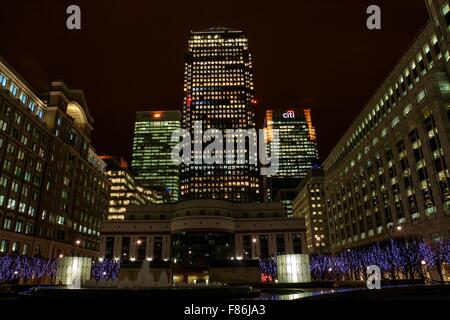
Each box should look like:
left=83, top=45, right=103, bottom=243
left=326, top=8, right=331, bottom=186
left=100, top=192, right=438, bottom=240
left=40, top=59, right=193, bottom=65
left=100, top=199, right=306, bottom=283
left=264, top=108, right=319, bottom=215
left=99, top=155, right=162, bottom=221
left=323, top=5, right=450, bottom=251
left=181, top=27, right=260, bottom=202
left=131, top=111, right=181, bottom=203
left=292, top=168, right=329, bottom=253
left=0, top=57, right=110, bottom=259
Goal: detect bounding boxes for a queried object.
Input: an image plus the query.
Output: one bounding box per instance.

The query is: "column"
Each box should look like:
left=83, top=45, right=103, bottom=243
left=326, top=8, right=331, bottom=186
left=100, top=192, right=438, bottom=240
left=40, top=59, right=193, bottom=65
left=145, top=236, right=152, bottom=260
left=268, top=234, right=277, bottom=257
left=284, top=232, right=294, bottom=254
left=130, top=236, right=137, bottom=260
left=113, top=236, right=121, bottom=259
left=235, top=234, right=242, bottom=258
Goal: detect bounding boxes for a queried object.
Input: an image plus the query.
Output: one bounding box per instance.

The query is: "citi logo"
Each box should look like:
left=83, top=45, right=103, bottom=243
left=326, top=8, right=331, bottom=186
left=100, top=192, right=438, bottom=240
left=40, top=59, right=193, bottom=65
left=283, top=111, right=295, bottom=119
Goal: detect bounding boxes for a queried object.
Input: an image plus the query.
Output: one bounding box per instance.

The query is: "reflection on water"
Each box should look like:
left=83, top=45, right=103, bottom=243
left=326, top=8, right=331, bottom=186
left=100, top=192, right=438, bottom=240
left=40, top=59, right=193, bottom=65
left=258, top=288, right=361, bottom=300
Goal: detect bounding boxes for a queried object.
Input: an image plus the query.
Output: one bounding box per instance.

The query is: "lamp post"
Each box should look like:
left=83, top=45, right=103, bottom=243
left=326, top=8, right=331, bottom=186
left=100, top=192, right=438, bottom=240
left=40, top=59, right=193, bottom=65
left=136, top=239, right=143, bottom=261
left=73, top=239, right=81, bottom=257
left=387, top=224, right=402, bottom=242
left=252, top=237, right=257, bottom=259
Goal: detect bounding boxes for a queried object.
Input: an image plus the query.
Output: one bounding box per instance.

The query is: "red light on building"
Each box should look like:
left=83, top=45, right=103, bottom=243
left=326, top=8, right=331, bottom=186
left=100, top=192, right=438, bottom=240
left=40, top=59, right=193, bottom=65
left=251, top=99, right=258, bottom=105
left=187, top=96, right=192, bottom=107
left=153, top=113, right=161, bottom=119
left=261, top=274, right=273, bottom=283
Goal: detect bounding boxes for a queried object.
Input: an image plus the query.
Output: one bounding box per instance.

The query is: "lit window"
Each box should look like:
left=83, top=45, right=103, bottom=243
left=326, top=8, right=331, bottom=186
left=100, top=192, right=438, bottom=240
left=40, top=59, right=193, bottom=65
left=403, top=104, right=412, bottom=116
left=29, top=101, right=36, bottom=112
left=3, top=217, right=13, bottom=230
left=0, top=240, right=9, bottom=253
left=7, top=198, right=16, bottom=210
left=417, top=90, right=426, bottom=102
left=9, top=82, right=18, bottom=96
left=57, top=216, right=65, bottom=225
left=441, top=4, right=450, bottom=31
left=20, top=93, right=27, bottom=104
left=391, top=116, right=400, bottom=128
left=0, top=73, right=8, bottom=88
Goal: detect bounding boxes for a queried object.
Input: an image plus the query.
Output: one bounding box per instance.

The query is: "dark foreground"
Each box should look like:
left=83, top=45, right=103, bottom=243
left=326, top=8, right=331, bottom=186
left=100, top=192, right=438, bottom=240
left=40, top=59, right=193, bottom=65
left=0, top=284, right=448, bottom=319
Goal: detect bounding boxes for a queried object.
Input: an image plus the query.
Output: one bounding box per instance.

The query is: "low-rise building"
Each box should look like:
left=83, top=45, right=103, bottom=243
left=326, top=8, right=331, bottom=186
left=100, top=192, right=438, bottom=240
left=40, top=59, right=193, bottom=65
left=100, top=199, right=306, bottom=283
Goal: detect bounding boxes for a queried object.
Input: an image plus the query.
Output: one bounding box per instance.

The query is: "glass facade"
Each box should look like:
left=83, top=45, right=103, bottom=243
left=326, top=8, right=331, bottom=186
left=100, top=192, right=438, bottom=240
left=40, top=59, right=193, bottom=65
left=172, top=232, right=234, bottom=266
left=131, top=111, right=181, bottom=203
left=265, top=108, right=319, bottom=179
left=265, top=108, right=319, bottom=215
left=181, top=27, right=260, bottom=202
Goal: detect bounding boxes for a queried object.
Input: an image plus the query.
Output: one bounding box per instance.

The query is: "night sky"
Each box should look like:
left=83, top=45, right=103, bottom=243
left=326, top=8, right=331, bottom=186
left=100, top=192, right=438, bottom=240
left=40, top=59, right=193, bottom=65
left=0, top=0, right=428, bottom=163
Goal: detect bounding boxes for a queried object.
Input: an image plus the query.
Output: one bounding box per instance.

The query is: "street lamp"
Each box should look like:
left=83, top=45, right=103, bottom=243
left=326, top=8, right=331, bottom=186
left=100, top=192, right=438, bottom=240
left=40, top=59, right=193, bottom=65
left=73, top=239, right=81, bottom=256
left=136, top=239, right=143, bottom=261
left=387, top=224, right=402, bottom=241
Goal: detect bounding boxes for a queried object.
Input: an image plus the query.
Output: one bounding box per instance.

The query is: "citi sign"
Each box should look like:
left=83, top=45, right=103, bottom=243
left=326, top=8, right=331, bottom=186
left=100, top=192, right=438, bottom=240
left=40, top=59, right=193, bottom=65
left=283, top=110, right=295, bottom=118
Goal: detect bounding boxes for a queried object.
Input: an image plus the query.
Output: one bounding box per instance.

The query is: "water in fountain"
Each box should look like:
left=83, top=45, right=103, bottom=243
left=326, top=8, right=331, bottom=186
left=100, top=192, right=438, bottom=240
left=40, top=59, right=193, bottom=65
left=117, top=275, right=134, bottom=289
left=158, top=271, right=169, bottom=287
left=134, top=260, right=154, bottom=288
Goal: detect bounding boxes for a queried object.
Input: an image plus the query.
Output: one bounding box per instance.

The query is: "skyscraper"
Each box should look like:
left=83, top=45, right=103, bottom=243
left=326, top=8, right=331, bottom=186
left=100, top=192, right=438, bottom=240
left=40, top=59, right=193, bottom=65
left=264, top=108, right=319, bottom=214
left=131, top=111, right=181, bottom=203
left=265, top=108, right=318, bottom=179
left=181, top=27, right=260, bottom=202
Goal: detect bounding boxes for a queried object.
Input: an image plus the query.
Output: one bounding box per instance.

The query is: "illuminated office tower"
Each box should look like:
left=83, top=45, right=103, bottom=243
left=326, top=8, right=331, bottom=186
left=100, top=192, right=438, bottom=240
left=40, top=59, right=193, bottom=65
left=264, top=108, right=319, bottom=214
left=181, top=27, right=260, bottom=202
left=131, top=111, right=181, bottom=203
left=99, top=155, right=162, bottom=220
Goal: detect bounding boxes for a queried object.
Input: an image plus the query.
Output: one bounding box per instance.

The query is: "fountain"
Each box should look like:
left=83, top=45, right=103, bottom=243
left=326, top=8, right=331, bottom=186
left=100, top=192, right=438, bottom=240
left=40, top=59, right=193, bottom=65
left=158, top=271, right=169, bottom=287
left=134, top=260, right=154, bottom=288
left=117, top=275, right=133, bottom=289
left=21, top=260, right=261, bottom=301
